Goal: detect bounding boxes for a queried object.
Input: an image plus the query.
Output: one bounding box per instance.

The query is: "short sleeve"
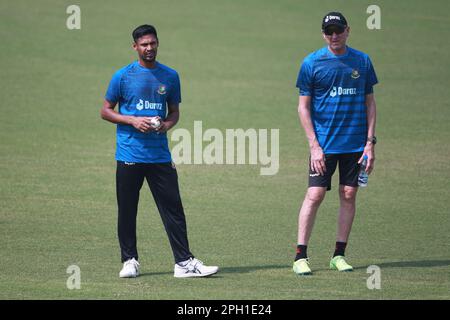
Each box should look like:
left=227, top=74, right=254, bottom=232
left=105, top=70, right=122, bottom=103
left=167, top=72, right=181, bottom=105
left=365, top=57, right=378, bottom=95
left=296, top=59, right=314, bottom=96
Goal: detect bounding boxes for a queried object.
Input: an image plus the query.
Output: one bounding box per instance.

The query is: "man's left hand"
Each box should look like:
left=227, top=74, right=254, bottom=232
left=155, top=121, right=168, bottom=133
left=358, top=143, right=375, bottom=174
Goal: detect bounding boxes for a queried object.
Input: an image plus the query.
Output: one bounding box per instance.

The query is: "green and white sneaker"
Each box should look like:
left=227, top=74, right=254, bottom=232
left=293, top=258, right=312, bottom=276
left=330, top=255, right=353, bottom=272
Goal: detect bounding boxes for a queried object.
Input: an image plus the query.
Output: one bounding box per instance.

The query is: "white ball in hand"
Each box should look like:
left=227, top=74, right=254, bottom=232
left=150, top=117, right=161, bottom=129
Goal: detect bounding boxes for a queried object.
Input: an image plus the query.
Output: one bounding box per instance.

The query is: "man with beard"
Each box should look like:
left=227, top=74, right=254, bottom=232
left=101, top=24, right=218, bottom=279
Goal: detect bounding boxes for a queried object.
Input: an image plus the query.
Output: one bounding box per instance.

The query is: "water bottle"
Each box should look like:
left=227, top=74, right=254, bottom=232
left=358, top=155, right=369, bottom=187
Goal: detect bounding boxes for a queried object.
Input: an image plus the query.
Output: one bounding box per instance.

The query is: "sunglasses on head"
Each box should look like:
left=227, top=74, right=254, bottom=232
left=323, top=26, right=346, bottom=36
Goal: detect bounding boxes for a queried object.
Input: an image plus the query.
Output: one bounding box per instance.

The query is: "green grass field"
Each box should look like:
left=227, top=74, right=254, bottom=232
left=1, top=0, right=449, bottom=299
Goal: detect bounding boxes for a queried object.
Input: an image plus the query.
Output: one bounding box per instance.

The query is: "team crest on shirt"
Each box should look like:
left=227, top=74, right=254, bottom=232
left=351, top=69, right=360, bottom=79
left=157, top=85, right=167, bottom=95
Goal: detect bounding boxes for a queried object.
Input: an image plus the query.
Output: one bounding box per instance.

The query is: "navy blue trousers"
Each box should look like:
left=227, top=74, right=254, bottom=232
left=116, top=161, right=193, bottom=263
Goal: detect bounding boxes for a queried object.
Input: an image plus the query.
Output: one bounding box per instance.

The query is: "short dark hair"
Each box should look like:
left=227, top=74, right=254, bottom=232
left=132, top=24, right=158, bottom=42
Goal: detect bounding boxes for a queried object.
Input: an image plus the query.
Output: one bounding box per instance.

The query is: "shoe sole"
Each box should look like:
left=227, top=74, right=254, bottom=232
left=293, top=265, right=312, bottom=276
left=119, top=271, right=140, bottom=278
left=174, top=269, right=219, bottom=278
left=330, top=264, right=353, bottom=272
left=293, top=268, right=313, bottom=275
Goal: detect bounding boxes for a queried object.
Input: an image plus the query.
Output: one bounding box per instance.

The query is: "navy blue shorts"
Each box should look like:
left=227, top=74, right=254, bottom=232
left=308, top=152, right=363, bottom=191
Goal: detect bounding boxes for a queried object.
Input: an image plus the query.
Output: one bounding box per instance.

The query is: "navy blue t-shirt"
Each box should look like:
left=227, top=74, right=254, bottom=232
left=105, top=61, right=181, bottom=163
left=296, top=46, right=378, bottom=153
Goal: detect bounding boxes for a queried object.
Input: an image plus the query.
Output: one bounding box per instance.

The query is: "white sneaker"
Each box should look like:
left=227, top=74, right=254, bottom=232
left=119, top=258, right=140, bottom=278
left=174, top=257, right=219, bottom=278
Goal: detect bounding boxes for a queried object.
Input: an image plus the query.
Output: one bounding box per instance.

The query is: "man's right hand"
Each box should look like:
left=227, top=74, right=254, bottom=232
left=310, top=145, right=326, bottom=176
left=131, top=117, right=155, bottom=133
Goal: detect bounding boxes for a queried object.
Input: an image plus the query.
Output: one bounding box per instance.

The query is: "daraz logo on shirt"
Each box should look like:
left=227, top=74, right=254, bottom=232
left=136, top=99, right=163, bottom=111
left=330, top=86, right=357, bottom=97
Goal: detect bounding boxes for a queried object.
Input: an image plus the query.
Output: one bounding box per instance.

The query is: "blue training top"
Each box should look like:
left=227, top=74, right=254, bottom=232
left=105, top=61, right=181, bottom=163
left=296, top=46, right=378, bottom=154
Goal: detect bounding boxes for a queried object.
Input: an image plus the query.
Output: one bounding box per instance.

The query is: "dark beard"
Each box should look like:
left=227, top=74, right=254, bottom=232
left=141, top=53, right=156, bottom=62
